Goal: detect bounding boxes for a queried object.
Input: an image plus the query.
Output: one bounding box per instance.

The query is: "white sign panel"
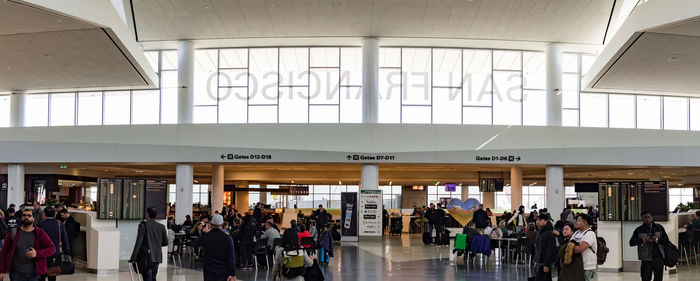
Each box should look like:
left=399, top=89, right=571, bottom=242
left=359, top=190, right=383, bottom=237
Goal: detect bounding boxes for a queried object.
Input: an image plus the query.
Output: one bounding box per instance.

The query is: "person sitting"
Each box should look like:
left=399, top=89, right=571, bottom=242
left=271, top=229, right=314, bottom=281
left=462, top=221, right=480, bottom=247
left=297, top=225, right=312, bottom=249
left=498, top=220, right=510, bottom=238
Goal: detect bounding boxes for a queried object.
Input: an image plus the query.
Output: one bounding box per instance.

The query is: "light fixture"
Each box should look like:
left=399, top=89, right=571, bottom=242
left=529, top=182, right=537, bottom=186
left=291, top=181, right=295, bottom=183
left=338, top=181, right=342, bottom=185
left=389, top=181, right=392, bottom=185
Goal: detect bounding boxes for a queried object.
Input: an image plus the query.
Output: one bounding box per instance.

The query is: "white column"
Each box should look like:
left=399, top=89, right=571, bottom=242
left=361, top=164, right=379, bottom=190
left=546, top=43, right=563, bottom=126
left=10, top=91, right=26, bottom=127
left=546, top=166, right=565, bottom=217
left=211, top=164, right=224, bottom=215
left=362, top=38, right=379, bottom=124
left=175, top=164, right=193, bottom=224
left=510, top=166, right=523, bottom=211
left=7, top=164, right=25, bottom=208
left=178, top=41, right=195, bottom=124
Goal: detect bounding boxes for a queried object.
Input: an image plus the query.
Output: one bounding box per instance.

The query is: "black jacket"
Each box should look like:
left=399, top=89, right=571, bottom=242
left=236, top=223, right=256, bottom=245
left=534, top=223, right=557, bottom=267
left=192, top=228, right=236, bottom=279
left=433, top=209, right=446, bottom=226
left=313, top=209, right=330, bottom=228
left=63, top=216, right=80, bottom=243
left=629, top=223, right=669, bottom=261
left=37, top=218, right=70, bottom=255
left=473, top=209, right=489, bottom=229
left=425, top=209, right=435, bottom=224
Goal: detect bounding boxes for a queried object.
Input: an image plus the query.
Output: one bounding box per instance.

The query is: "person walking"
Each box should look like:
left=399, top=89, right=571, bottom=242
left=433, top=204, right=446, bottom=244
left=312, top=205, right=329, bottom=233
left=36, top=207, right=69, bottom=281
left=473, top=204, right=489, bottom=231
left=534, top=214, right=557, bottom=281
left=192, top=214, right=237, bottom=281
left=271, top=229, right=314, bottom=281
left=629, top=211, right=670, bottom=281
left=129, top=207, right=169, bottom=281
left=0, top=209, right=56, bottom=281
left=571, top=214, right=597, bottom=281
left=57, top=210, right=79, bottom=250
left=557, top=222, right=584, bottom=281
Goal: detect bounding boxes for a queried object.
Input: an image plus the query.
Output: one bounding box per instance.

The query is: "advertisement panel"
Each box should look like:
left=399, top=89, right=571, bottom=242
left=340, top=192, right=358, bottom=241
left=359, top=190, right=383, bottom=237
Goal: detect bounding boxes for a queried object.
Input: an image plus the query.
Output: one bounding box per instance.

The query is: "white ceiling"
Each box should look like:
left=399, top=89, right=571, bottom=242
left=132, top=0, right=615, bottom=45
left=0, top=0, right=151, bottom=91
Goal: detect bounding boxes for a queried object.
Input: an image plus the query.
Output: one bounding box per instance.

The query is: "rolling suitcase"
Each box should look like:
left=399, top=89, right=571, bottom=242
left=440, top=229, right=451, bottom=246
left=318, top=247, right=330, bottom=264
left=129, top=262, right=143, bottom=281
left=422, top=231, right=433, bottom=245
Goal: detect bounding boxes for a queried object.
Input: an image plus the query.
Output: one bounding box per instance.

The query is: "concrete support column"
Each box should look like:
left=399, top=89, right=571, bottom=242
left=175, top=164, right=193, bottom=224
left=8, top=164, right=25, bottom=207
left=510, top=166, right=523, bottom=211
left=177, top=41, right=195, bottom=124
left=546, top=43, right=563, bottom=126
left=362, top=38, right=379, bottom=123
left=482, top=192, right=495, bottom=209
left=235, top=181, right=249, bottom=214
left=461, top=185, right=469, bottom=201
left=361, top=164, right=379, bottom=190
left=211, top=164, right=224, bottom=215
left=546, top=166, right=565, bottom=217
left=10, top=91, right=26, bottom=127
left=259, top=184, right=268, bottom=204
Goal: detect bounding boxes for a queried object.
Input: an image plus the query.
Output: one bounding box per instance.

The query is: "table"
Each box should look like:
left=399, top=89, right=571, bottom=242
left=491, top=238, right=518, bottom=263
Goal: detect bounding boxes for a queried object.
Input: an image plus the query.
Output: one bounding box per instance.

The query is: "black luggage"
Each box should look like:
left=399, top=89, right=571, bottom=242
left=422, top=232, right=433, bottom=245
left=390, top=220, right=402, bottom=236
left=440, top=229, right=451, bottom=246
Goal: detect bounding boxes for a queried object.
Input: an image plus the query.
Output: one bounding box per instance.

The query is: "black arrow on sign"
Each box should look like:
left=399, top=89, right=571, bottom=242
left=347, top=155, right=352, bottom=160
left=220, top=154, right=226, bottom=159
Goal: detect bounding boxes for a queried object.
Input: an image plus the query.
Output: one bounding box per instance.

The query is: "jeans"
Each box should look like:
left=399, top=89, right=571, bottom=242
left=141, top=262, right=160, bottom=281
left=584, top=270, right=596, bottom=281
left=641, top=260, right=664, bottom=281
left=427, top=224, right=434, bottom=243
left=434, top=225, right=444, bottom=244
left=10, top=271, right=39, bottom=281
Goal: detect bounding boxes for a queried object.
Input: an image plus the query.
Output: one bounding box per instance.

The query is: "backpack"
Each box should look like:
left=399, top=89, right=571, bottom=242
left=281, top=249, right=305, bottom=278
left=663, top=242, right=678, bottom=267
left=0, top=220, right=8, bottom=239
left=583, top=230, right=609, bottom=265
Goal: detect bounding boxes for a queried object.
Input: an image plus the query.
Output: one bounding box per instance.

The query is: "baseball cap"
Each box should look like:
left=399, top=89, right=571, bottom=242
left=537, top=213, right=549, bottom=220
left=211, top=214, right=224, bottom=226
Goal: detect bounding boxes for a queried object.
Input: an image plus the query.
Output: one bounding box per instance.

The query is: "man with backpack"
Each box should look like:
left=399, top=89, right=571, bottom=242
left=571, top=214, right=597, bottom=281
left=629, top=211, right=670, bottom=281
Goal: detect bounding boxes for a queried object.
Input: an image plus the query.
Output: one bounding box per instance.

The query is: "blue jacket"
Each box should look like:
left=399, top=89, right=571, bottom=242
left=37, top=217, right=70, bottom=255
left=469, top=235, right=491, bottom=257
left=318, top=230, right=334, bottom=257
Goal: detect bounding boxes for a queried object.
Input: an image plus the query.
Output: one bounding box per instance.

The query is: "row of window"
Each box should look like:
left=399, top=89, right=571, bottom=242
left=1, top=47, right=699, bottom=130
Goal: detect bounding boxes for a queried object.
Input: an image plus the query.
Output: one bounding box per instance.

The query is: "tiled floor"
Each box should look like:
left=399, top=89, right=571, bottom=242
left=59, top=234, right=700, bottom=280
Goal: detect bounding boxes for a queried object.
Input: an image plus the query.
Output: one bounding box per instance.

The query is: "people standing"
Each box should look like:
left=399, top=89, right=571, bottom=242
left=508, top=205, right=527, bottom=232
left=473, top=204, right=489, bottom=231
left=253, top=203, right=263, bottom=225
left=557, top=222, right=584, bottom=281
left=629, top=211, right=670, bottom=281
left=192, top=214, right=237, bottom=281
left=36, top=207, right=69, bottom=281
left=0, top=209, right=56, bottom=281
left=561, top=206, right=576, bottom=224
left=425, top=203, right=436, bottom=240
left=571, top=214, right=597, bottom=281
left=382, top=205, right=389, bottom=235
left=534, top=214, right=557, bottom=281
left=433, top=204, right=446, bottom=244
left=0, top=210, right=8, bottom=250
left=312, top=205, right=329, bottom=233
left=57, top=210, right=79, bottom=252
left=236, top=215, right=256, bottom=270
left=5, top=209, right=18, bottom=230
left=129, top=207, right=169, bottom=281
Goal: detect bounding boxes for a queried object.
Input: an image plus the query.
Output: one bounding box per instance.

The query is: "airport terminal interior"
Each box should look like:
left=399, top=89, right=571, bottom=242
left=2, top=0, right=700, bottom=280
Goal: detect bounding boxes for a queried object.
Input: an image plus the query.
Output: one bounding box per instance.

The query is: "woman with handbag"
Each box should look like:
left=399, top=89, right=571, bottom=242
left=36, top=207, right=71, bottom=281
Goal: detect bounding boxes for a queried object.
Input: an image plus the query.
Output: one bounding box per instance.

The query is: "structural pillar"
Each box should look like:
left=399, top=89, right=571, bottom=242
left=510, top=166, right=523, bottom=211
left=461, top=185, right=469, bottom=201
left=546, top=166, right=565, bottom=217
left=259, top=184, right=268, bottom=205
left=175, top=164, right=193, bottom=224
left=10, top=91, right=26, bottom=128
left=235, top=181, right=249, bottom=214
left=362, top=38, right=379, bottom=124
left=211, top=164, right=224, bottom=215
left=7, top=164, right=25, bottom=208
left=177, top=41, right=195, bottom=124
left=361, top=164, right=379, bottom=190
left=546, top=43, right=563, bottom=126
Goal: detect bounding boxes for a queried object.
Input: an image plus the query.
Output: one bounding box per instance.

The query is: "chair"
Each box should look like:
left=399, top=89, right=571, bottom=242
left=253, top=238, right=269, bottom=269
left=513, top=237, right=532, bottom=266
left=300, top=237, right=316, bottom=255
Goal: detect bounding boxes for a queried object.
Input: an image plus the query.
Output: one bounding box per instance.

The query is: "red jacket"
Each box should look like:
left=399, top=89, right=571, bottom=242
left=0, top=226, right=56, bottom=276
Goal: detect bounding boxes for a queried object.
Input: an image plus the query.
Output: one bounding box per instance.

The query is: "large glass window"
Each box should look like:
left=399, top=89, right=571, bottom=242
left=77, top=92, right=102, bottom=126
left=103, top=91, right=131, bottom=125
left=608, top=94, right=635, bottom=128
left=637, top=96, right=661, bottom=129
left=0, top=95, right=9, bottom=127
left=669, top=188, right=694, bottom=211
left=131, top=90, right=160, bottom=124
left=495, top=186, right=511, bottom=210
left=467, top=186, right=483, bottom=203
left=522, top=186, right=546, bottom=210
left=663, top=97, right=689, bottom=130
left=691, top=98, right=700, bottom=131
left=49, top=93, right=75, bottom=126
left=25, top=94, right=49, bottom=127
left=580, top=93, right=607, bottom=127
